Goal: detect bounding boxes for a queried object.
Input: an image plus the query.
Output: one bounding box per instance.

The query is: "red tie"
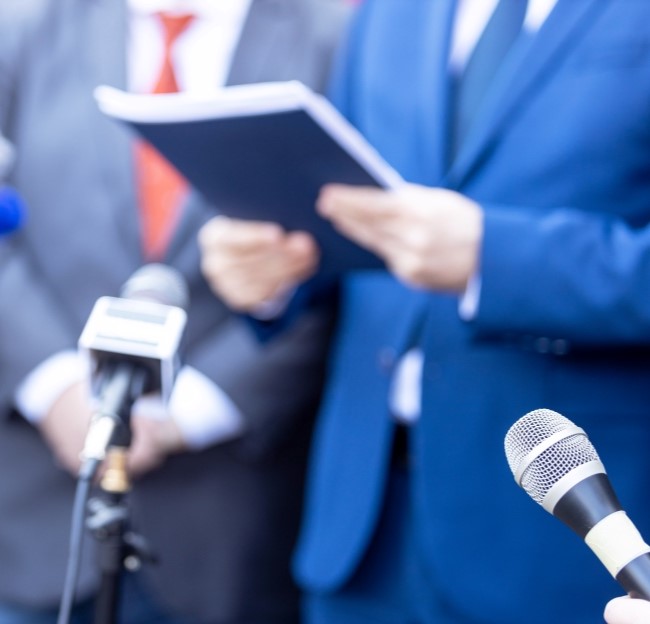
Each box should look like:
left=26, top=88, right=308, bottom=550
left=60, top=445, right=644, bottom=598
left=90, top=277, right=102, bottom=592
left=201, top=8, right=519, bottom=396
left=135, top=12, right=195, bottom=260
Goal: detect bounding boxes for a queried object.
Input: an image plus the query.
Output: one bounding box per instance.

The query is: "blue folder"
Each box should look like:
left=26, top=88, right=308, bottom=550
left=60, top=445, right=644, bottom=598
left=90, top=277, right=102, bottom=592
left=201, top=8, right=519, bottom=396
left=96, top=82, right=403, bottom=275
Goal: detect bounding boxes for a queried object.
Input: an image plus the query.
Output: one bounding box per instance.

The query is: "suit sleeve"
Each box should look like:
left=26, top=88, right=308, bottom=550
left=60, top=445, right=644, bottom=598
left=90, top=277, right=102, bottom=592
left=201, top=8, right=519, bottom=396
left=470, top=205, right=650, bottom=347
left=0, top=246, right=80, bottom=411
left=0, top=1, right=80, bottom=413
left=181, top=283, right=336, bottom=461
left=166, top=217, right=337, bottom=460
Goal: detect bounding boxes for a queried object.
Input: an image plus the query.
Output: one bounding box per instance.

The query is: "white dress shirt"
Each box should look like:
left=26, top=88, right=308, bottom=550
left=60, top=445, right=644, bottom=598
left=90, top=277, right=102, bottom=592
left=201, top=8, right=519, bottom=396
left=16, top=0, right=253, bottom=449
left=128, top=0, right=252, bottom=95
left=450, top=0, right=557, bottom=73
left=390, top=0, right=559, bottom=423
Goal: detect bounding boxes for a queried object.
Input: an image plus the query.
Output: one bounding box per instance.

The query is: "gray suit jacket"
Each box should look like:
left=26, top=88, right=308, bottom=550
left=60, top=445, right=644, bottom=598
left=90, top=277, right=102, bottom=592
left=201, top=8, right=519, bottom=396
left=0, top=0, right=349, bottom=620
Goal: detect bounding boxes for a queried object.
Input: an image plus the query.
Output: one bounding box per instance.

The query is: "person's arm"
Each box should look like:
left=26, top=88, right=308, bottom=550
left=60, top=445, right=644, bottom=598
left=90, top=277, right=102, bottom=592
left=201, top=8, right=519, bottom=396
left=179, top=267, right=337, bottom=460
left=472, top=202, right=650, bottom=345
left=316, top=182, right=482, bottom=293
left=0, top=2, right=79, bottom=408
left=0, top=249, right=82, bottom=407
left=13, top=350, right=92, bottom=474
left=315, top=182, right=650, bottom=347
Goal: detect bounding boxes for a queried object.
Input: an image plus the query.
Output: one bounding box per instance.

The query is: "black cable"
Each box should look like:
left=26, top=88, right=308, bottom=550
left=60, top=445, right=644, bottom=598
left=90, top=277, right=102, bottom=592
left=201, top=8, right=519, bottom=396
left=57, top=460, right=99, bottom=624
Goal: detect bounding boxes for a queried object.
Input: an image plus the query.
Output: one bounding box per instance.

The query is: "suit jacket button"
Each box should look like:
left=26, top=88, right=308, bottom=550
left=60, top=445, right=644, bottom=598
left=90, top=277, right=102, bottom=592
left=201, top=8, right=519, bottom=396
left=551, top=339, right=570, bottom=355
left=534, top=337, right=551, bottom=354
left=378, top=347, right=397, bottom=372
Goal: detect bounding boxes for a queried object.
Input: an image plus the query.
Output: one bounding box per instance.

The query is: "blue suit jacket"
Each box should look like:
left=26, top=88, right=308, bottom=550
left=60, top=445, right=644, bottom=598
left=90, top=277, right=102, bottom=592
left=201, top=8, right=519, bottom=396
left=294, top=1, right=650, bottom=622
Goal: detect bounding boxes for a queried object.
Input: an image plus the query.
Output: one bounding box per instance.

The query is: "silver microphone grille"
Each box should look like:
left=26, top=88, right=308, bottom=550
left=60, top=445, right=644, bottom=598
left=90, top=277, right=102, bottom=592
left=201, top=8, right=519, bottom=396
left=120, top=263, right=189, bottom=311
left=504, top=408, right=601, bottom=506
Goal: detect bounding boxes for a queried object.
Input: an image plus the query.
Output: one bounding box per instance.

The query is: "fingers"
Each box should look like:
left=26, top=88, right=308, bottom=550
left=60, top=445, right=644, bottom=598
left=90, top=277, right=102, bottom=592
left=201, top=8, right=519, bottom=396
left=317, top=184, right=404, bottom=258
left=318, top=184, right=399, bottom=232
left=198, top=216, right=319, bottom=311
left=317, top=184, right=395, bottom=217
left=605, top=596, right=650, bottom=624
left=198, top=215, right=284, bottom=254
left=316, top=183, right=482, bottom=291
left=127, top=416, right=187, bottom=478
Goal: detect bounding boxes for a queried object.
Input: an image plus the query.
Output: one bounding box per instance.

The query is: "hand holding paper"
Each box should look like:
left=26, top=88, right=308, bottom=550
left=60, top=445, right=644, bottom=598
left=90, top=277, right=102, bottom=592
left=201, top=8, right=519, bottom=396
left=95, top=81, right=403, bottom=275
left=317, top=183, right=483, bottom=292
left=198, top=217, right=319, bottom=312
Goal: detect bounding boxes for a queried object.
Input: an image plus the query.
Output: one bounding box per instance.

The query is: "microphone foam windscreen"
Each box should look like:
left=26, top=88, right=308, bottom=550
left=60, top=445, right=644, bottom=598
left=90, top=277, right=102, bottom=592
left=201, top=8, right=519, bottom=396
left=0, top=187, right=25, bottom=235
left=504, top=408, right=600, bottom=505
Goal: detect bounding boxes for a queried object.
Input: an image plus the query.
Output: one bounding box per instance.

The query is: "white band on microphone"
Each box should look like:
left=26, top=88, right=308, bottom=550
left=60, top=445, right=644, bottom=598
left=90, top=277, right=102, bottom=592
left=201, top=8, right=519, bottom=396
left=543, top=460, right=606, bottom=513
left=585, top=511, right=650, bottom=577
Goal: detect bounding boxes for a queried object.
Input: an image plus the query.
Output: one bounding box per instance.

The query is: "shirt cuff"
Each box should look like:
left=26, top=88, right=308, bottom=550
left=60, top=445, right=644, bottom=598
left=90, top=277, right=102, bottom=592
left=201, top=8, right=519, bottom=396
left=389, top=348, right=423, bottom=424
left=249, top=287, right=295, bottom=321
left=458, top=271, right=482, bottom=320
left=14, top=350, right=89, bottom=424
left=133, top=365, right=245, bottom=450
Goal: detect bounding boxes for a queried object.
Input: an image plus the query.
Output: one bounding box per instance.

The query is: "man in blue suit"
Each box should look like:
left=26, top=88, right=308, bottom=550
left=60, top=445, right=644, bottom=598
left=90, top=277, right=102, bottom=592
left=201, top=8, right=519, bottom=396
left=198, top=0, right=650, bottom=622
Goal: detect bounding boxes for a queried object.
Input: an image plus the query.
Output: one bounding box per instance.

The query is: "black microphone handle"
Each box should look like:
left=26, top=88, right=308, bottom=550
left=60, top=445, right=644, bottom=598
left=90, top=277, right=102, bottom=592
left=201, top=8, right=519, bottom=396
left=617, top=553, right=650, bottom=600
left=553, top=474, right=650, bottom=600
left=79, top=360, right=149, bottom=478
left=96, top=360, right=148, bottom=427
left=553, top=474, right=623, bottom=538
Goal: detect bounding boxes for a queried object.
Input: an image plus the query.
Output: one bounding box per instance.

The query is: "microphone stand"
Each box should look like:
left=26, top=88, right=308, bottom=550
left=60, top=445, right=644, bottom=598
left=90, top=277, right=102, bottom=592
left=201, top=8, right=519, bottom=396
left=86, top=443, right=157, bottom=624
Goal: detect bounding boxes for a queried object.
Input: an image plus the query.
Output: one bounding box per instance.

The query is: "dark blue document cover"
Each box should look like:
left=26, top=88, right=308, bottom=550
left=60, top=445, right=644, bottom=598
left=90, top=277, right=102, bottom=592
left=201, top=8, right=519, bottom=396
left=96, top=82, right=404, bottom=275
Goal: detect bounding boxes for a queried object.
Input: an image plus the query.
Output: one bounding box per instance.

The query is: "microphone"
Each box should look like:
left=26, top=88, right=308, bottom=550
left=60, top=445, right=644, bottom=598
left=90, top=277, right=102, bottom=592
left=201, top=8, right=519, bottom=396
left=0, top=187, right=26, bottom=236
left=505, top=408, right=650, bottom=600
left=78, top=264, right=188, bottom=479
left=0, top=133, right=25, bottom=236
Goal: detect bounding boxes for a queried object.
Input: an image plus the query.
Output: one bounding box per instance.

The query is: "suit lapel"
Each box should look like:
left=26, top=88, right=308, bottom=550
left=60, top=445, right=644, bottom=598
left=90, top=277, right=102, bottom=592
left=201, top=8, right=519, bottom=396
left=226, top=0, right=298, bottom=86
left=168, top=0, right=299, bottom=261
left=447, top=0, right=611, bottom=188
left=415, top=0, right=457, bottom=185
left=84, top=0, right=127, bottom=94
left=84, top=0, right=142, bottom=257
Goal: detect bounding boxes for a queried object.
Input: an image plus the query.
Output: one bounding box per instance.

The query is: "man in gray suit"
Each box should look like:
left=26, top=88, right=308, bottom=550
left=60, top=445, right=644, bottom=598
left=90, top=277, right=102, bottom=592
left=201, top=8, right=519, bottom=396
left=0, top=0, right=350, bottom=622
